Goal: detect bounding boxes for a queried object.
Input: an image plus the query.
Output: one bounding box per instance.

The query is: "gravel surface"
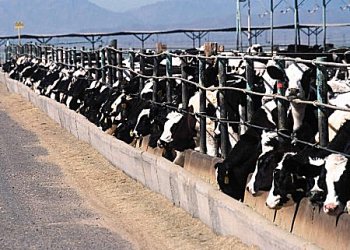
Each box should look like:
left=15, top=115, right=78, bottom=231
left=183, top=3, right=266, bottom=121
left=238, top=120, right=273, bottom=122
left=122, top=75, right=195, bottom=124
left=0, top=81, right=256, bottom=250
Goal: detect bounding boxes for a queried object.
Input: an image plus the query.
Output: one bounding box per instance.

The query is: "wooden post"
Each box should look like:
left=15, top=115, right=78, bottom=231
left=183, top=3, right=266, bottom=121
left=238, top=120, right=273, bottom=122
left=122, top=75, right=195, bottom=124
left=198, top=57, right=207, bottom=154
left=166, top=52, right=173, bottom=106
left=316, top=57, right=329, bottom=146
left=218, top=57, right=229, bottom=158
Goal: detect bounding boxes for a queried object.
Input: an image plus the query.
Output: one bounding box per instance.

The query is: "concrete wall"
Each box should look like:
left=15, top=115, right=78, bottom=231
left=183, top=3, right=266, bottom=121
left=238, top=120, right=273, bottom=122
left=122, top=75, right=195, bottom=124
left=1, top=72, right=321, bottom=250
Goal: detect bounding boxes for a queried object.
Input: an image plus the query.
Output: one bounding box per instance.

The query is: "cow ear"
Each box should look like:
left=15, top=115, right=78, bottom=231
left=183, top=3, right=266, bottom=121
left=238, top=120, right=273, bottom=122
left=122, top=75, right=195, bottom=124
left=266, top=60, right=285, bottom=80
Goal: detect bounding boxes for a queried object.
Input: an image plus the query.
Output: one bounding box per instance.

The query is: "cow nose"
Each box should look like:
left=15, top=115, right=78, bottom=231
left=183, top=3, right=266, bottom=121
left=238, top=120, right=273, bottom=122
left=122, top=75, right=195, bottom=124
left=323, top=203, right=339, bottom=214
left=157, top=140, right=165, bottom=148
left=287, top=88, right=299, bottom=97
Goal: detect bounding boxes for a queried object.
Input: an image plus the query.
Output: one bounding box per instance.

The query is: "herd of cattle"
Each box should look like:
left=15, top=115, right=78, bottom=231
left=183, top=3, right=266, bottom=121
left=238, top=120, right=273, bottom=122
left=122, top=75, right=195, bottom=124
left=2, top=45, right=350, bottom=218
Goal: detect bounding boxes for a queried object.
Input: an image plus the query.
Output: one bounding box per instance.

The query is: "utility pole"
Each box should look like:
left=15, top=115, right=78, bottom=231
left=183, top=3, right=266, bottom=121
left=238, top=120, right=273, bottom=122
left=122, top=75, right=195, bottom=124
left=322, top=0, right=327, bottom=51
left=271, top=0, right=274, bottom=53
left=247, top=0, right=252, bottom=47
left=236, top=0, right=241, bottom=51
left=294, top=0, right=300, bottom=52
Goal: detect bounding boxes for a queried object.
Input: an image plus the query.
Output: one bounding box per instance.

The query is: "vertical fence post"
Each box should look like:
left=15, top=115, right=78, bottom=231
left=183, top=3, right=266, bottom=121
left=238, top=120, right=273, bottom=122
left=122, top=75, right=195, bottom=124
left=245, top=58, right=255, bottom=122
left=106, top=47, right=113, bottom=88
left=5, top=45, right=8, bottom=61
left=166, top=52, right=173, bottom=106
left=64, top=48, right=69, bottom=67
left=117, top=48, right=123, bottom=89
left=139, top=49, right=145, bottom=95
left=129, top=49, right=135, bottom=86
left=80, top=46, right=85, bottom=68
left=44, top=46, right=48, bottom=64
left=316, top=57, right=329, bottom=146
left=152, top=54, right=159, bottom=102
left=277, top=59, right=288, bottom=132
left=72, top=47, right=77, bottom=68
left=100, top=48, right=106, bottom=84
left=87, top=49, right=92, bottom=83
left=51, top=46, right=55, bottom=63
left=180, top=57, right=189, bottom=110
left=198, top=57, right=207, bottom=154
left=37, top=45, right=42, bottom=62
left=110, top=40, right=117, bottom=83
left=29, top=44, right=33, bottom=59
left=218, top=57, right=229, bottom=158
left=55, top=46, right=59, bottom=64
left=95, top=49, right=100, bottom=82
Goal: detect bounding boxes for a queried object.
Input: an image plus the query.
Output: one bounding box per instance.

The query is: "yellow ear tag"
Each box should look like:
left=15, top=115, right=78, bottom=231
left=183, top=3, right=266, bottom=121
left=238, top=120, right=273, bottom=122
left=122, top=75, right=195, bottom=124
left=224, top=171, right=229, bottom=184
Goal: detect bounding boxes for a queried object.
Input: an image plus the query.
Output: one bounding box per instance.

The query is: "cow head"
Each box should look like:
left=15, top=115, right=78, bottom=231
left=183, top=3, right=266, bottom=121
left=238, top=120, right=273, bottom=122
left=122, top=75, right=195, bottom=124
left=266, top=152, right=325, bottom=209
left=322, top=154, right=350, bottom=215
left=133, top=108, right=151, bottom=138
left=265, top=152, right=308, bottom=209
left=157, top=112, right=196, bottom=151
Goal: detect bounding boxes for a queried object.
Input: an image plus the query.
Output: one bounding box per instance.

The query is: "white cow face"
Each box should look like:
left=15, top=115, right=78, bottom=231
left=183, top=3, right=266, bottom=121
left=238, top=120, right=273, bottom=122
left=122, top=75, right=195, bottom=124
left=158, top=111, right=183, bottom=147
left=323, top=154, right=348, bottom=215
left=285, top=63, right=310, bottom=100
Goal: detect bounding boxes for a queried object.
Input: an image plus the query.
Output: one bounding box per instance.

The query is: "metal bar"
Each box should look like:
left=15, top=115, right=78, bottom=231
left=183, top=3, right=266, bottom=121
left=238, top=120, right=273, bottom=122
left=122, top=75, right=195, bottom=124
left=198, top=57, right=207, bottom=154
left=80, top=46, right=85, bottom=68
left=166, top=53, right=173, bottom=106
left=87, top=49, right=92, bottom=83
left=129, top=50, right=135, bottom=84
left=110, top=40, right=117, bottom=83
left=270, top=0, right=274, bottom=53
left=95, top=49, right=100, bottom=81
left=323, top=0, right=327, bottom=51
left=100, top=48, right=106, bottom=84
left=218, top=57, right=229, bottom=158
left=117, top=48, right=123, bottom=89
left=139, top=49, right=145, bottom=95
left=276, top=60, right=288, bottom=131
left=72, top=47, right=77, bottom=68
left=106, top=47, right=113, bottom=88
left=316, top=57, right=329, bottom=147
left=180, top=57, right=189, bottom=110
left=245, top=58, right=255, bottom=122
left=152, top=55, right=159, bottom=102
left=64, top=48, right=69, bottom=67
left=44, top=46, right=48, bottom=64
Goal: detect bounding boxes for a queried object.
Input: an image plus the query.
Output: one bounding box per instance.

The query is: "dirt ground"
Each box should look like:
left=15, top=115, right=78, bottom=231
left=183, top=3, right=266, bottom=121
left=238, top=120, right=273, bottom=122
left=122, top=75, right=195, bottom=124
left=0, top=81, right=257, bottom=250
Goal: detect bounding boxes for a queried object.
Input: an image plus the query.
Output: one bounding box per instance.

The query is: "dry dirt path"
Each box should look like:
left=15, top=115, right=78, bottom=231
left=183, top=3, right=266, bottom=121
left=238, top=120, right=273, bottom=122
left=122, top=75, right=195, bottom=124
left=0, top=81, right=256, bottom=250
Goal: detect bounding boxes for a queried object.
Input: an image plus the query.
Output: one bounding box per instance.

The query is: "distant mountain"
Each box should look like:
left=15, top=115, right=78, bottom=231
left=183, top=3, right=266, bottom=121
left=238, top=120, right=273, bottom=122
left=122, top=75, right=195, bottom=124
left=122, top=0, right=236, bottom=29
left=0, top=0, right=348, bottom=47
left=0, top=0, right=144, bottom=35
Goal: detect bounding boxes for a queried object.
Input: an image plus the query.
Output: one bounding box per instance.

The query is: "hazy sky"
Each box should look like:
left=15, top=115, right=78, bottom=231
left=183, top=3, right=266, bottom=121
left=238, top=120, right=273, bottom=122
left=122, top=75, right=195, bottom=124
left=89, top=0, right=162, bottom=12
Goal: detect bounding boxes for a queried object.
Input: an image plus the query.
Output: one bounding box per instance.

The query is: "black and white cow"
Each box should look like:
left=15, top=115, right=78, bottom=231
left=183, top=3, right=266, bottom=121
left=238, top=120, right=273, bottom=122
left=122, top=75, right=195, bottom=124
left=265, top=119, right=350, bottom=210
